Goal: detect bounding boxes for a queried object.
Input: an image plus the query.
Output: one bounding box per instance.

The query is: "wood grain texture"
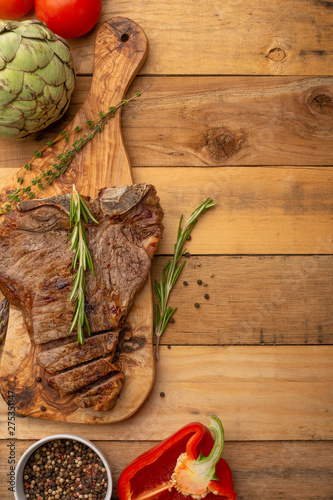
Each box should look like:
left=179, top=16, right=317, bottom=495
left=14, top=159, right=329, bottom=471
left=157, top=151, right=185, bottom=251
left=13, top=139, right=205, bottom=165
left=0, top=76, right=332, bottom=168
left=1, top=255, right=331, bottom=348
left=122, top=76, right=333, bottom=167
left=0, top=18, right=157, bottom=424
left=1, top=440, right=333, bottom=500
left=1, top=166, right=332, bottom=255
left=56, top=0, right=333, bottom=76
left=0, top=1, right=331, bottom=497
left=136, top=167, right=333, bottom=255
left=151, top=255, right=333, bottom=346
left=0, top=346, right=331, bottom=442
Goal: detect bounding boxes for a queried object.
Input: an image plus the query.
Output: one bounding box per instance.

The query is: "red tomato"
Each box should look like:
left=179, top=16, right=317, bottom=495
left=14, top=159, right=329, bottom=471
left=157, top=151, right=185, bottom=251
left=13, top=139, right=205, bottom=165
left=0, top=0, right=34, bottom=19
left=34, top=0, right=102, bottom=39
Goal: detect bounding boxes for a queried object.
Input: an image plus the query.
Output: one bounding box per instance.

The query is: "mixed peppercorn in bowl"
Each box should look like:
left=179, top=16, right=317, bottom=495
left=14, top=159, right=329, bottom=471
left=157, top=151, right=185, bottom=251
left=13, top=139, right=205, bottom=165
left=15, top=434, right=112, bottom=500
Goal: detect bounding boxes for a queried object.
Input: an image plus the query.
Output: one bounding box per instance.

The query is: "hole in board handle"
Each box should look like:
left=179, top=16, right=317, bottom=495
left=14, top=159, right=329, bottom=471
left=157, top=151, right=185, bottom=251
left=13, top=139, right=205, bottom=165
left=121, top=33, right=130, bottom=42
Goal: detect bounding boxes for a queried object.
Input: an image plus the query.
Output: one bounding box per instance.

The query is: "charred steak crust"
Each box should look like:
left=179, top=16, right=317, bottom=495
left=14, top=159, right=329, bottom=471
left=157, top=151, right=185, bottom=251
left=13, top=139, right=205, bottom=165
left=75, top=372, right=125, bottom=411
left=37, top=331, right=120, bottom=375
left=0, top=184, right=163, bottom=411
left=46, top=357, right=122, bottom=397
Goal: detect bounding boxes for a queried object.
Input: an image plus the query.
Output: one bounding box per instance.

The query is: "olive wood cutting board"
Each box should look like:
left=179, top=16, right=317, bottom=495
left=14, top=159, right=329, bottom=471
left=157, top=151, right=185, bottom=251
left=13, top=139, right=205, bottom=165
left=0, top=17, right=155, bottom=423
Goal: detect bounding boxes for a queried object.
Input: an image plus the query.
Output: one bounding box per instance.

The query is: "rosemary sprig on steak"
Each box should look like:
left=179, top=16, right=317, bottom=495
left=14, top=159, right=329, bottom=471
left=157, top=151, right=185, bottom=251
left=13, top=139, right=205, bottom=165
left=69, top=185, right=99, bottom=345
left=154, top=198, right=216, bottom=359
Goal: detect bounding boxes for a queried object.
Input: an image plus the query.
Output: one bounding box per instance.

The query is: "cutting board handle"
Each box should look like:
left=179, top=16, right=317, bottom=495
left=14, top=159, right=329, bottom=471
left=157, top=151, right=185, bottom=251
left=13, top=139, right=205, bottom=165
left=88, top=17, right=149, bottom=110
left=66, top=17, right=149, bottom=192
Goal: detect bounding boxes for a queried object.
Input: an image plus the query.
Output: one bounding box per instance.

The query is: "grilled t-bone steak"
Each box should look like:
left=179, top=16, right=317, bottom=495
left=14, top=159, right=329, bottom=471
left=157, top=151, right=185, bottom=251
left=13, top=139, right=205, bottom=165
left=0, top=184, right=163, bottom=411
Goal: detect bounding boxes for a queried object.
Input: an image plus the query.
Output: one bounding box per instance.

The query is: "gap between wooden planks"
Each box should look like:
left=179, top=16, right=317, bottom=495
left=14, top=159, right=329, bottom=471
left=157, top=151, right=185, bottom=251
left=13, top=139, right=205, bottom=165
left=0, top=345, right=331, bottom=441
left=1, top=166, right=332, bottom=255
left=1, top=440, right=333, bottom=500
left=56, top=0, right=333, bottom=76
left=0, top=76, right=332, bottom=167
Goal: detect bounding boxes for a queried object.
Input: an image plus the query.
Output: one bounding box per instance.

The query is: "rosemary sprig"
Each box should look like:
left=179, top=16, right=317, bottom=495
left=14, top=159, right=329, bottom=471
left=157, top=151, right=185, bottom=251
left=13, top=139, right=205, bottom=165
left=154, top=198, right=216, bottom=359
left=69, top=185, right=99, bottom=345
left=0, top=83, right=155, bottom=214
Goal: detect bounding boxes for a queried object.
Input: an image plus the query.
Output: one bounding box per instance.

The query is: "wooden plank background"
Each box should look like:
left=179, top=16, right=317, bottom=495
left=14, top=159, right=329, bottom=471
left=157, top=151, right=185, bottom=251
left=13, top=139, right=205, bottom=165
left=2, top=76, right=332, bottom=167
left=0, top=0, right=333, bottom=499
left=67, top=0, right=333, bottom=76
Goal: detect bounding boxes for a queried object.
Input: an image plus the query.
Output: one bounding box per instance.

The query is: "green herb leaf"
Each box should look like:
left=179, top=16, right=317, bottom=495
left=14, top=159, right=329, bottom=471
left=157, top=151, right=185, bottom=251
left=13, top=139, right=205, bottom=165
left=68, top=185, right=98, bottom=345
left=154, top=198, right=216, bottom=359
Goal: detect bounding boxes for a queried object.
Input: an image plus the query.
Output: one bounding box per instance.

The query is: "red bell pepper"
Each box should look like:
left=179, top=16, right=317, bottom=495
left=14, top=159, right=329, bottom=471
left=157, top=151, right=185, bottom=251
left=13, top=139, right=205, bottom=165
left=117, top=415, right=236, bottom=500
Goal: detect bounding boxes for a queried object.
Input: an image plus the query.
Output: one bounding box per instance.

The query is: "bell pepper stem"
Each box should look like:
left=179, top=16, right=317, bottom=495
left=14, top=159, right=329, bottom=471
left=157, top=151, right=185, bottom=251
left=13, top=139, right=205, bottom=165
left=171, top=415, right=225, bottom=498
left=197, top=414, right=225, bottom=481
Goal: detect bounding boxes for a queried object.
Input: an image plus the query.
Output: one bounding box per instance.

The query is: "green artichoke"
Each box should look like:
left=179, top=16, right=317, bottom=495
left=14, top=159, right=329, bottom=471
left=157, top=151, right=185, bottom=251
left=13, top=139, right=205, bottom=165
left=0, top=19, right=75, bottom=138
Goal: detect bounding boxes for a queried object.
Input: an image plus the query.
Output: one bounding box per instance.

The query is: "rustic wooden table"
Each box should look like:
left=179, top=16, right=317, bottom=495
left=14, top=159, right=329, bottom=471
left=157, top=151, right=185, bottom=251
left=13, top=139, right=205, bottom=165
left=0, top=1, right=333, bottom=499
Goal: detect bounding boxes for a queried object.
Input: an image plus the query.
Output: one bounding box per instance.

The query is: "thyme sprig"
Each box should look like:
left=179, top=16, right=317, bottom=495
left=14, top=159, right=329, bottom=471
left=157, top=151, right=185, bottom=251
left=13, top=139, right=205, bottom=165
left=69, top=185, right=99, bottom=345
left=0, top=83, right=155, bottom=214
left=154, top=198, right=216, bottom=359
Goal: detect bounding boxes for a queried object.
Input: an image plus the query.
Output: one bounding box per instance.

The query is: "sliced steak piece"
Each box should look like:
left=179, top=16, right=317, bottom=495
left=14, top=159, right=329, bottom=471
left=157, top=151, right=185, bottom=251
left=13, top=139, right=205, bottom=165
left=75, top=372, right=125, bottom=411
left=0, top=184, right=163, bottom=345
left=37, top=331, right=119, bottom=375
left=47, top=357, right=121, bottom=397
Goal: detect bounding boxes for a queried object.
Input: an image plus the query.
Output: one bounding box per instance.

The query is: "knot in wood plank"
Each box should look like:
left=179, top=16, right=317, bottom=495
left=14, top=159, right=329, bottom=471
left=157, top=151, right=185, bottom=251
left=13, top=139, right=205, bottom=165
left=267, top=48, right=286, bottom=62
left=205, top=128, right=243, bottom=161
left=309, top=93, right=333, bottom=116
